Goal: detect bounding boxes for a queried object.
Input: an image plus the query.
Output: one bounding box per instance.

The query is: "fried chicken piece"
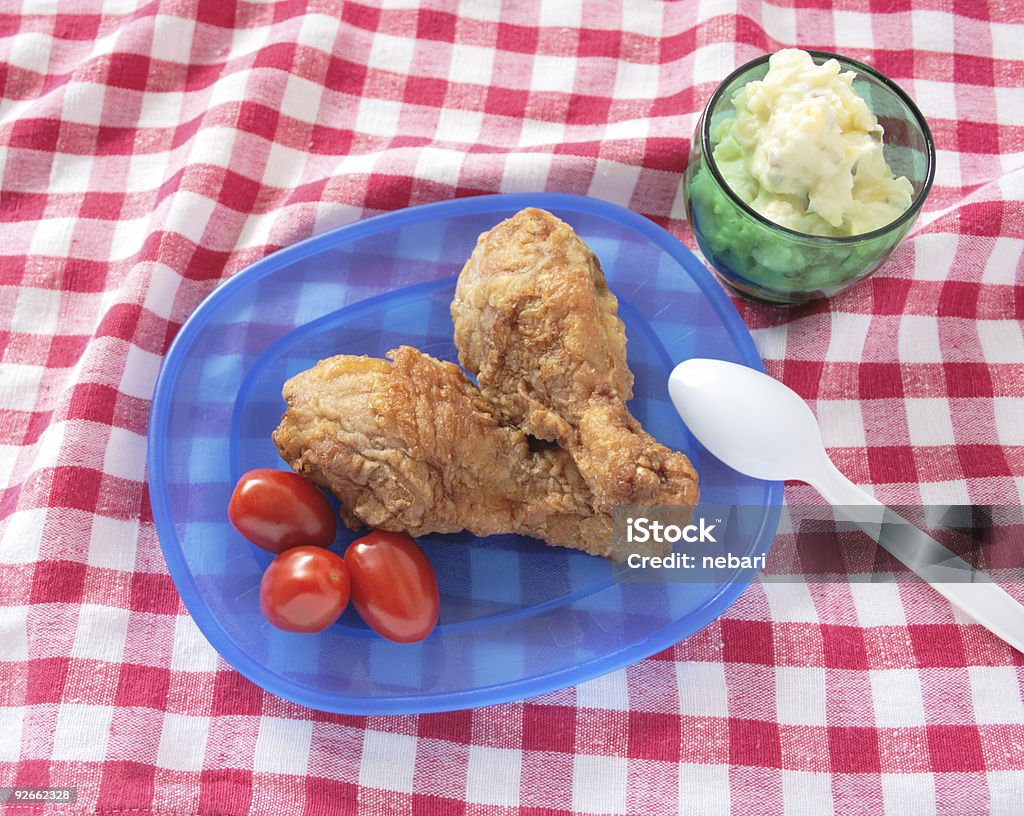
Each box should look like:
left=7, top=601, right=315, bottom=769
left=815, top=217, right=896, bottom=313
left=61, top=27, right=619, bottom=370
left=451, top=207, right=699, bottom=513
left=272, top=346, right=617, bottom=557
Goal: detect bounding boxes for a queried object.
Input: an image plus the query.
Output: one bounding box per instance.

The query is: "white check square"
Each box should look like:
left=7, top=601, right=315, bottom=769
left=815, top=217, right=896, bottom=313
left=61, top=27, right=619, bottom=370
left=913, top=234, right=956, bottom=281
left=782, top=770, right=833, bottom=816
left=167, top=187, right=216, bottom=244
left=137, top=90, right=185, bottom=129
left=587, top=159, right=641, bottom=208
left=150, top=14, right=196, bottom=63
left=934, top=148, right=964, bottom=189
left=911, top=79, right=957, bottom=122
left=142, top=264, right=181, bottom=321
left=297, top=13, right=340, bottom=53
left=49, top=150, right=95, bottom=194
left=0, top=707, right=25, bottom=761
left=679, top=763, right=729, bottom=816
left=870, top=669, right=926, bottom=727
left=882, top=773, right=936, bottom=816
left=816, top=400, right=867, bottom=448
left=466, top=746, right=521, bottom=806
left=991, top=23, right=1022, bottom=60
left=776, top=666, right=827, bottom=727
left=456, top=0, right=501, bottom=21
left=262, top=142, right=307, bottom=188
left=72, top=604, right=131, bottom=664
left=5, top=31, right=52, bottom=72
left=977, top=320, right=1024, bottom=364
left=849, top=582, right=907, bottom=627
left=171, top=614, right=219, bottom=672
left=52, top=704, right=114, bottom=761
left=157, top=712, right=210, bottom=771
left=414, top=146, right=464, bottom=187
left=518, top=118, right=566, bottom=148
left=29, top=218, right=75, bottom=260
left=998, top=113, right=1024, bottom=146
left=119, top=344, right=162, bottom=400
left=279, top=74, right=324, bottom=124
left=126, top=153, right=173, bottom=193
left=530, top=55, right=577, bottom=93
left=969, top=666, right=1024, bottom=725
left=0, top=606, right=29, bottom=661
left=102, top=426, right=147, bottom=481
left=604, top=118, right=651, bottom=141
left=0, top=507, right=47, bottom=565
left=449, top=44, right=495, bottom=84
left=676, top=661, right=728, bottom=717
left=760, top=581, right=819, bottom=623
left=751, top=324, right=789, bottom=362
left=897, top=315, right=943, bottom=363
left=912, top=10, right=955, bottom=53
left=620, top=5, right=660, bottom=36
left=368, top=33, right=416, bottom=75
left=359, top=730, right=416, bottom=792
left=988, top=771, right=1024, bottom=816
left=761, top=4, right=796, bottom=43
left=982, top=238, right=1024, bottom=285
left=539, top=0, right=581, bottom=27
left=832, top=11, right=874, bottom=50
left=576, top=668, right=629, bottom=711
left=613, top=61, right=660, bottom=99
left=254, top=716, right=313, bottom=775
left=88, top=515, right=139, bottom=572
left=918, top=479, right=970, bottom=506
left=905, top=398, right=956, bottom=446
left=0, top=363, right=45, bottom=412
left=500, top=153, right=552, bottom=193
left=693, top=42, right=735, bottom=86
left=826, top=312, right=871, bottom=362
left=207, top=69, right=252, bottom=110
left=61, top=81, right=107, bottom=126
left=11, top=287, right=61, bottom=336
left=436, top=107, right=484, bottom=144
left=994, top=398, right=1024, bottom=446
left=573, top=755, right=627, bottom=815
left=355, top=98, right=403, bottom=137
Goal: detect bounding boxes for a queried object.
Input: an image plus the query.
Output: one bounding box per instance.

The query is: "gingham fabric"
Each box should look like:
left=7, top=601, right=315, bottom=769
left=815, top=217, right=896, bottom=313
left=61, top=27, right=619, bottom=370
left=1, top=1, right=1022, bottom=814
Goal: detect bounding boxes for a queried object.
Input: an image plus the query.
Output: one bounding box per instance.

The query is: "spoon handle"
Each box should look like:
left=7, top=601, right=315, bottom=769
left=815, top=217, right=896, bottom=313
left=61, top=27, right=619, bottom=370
left=808, top=458, right=1024, bottom=655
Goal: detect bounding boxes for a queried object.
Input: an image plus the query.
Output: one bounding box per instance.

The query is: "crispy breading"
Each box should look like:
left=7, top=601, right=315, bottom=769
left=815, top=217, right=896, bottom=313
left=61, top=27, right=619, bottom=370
left=273, top=346, right=617, bottom=557
left=451, top=208, right=699, bottom=513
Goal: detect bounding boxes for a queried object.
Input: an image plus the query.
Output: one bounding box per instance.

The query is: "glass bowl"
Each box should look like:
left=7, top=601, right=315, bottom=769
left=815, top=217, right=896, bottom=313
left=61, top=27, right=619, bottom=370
left=683, top=50, right=935, bottom=305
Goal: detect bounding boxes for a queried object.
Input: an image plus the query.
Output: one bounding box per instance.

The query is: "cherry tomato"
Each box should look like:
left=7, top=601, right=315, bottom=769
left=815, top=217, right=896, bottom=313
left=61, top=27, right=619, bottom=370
left=345, top=531, right=439, bottom=643
left=228, top=468, right=336, bottom=553
left=260, top=546, right=350, bottom=633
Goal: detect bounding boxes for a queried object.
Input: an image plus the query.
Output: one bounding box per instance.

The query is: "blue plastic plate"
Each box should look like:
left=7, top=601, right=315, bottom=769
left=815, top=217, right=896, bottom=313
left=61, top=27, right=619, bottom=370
left=148, top=193, right=782, bottom=714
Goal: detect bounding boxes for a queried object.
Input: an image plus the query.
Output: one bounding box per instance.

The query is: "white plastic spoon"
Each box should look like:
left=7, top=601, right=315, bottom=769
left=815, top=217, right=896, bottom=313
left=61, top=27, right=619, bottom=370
left=668, top=357, right=1024, bottom=654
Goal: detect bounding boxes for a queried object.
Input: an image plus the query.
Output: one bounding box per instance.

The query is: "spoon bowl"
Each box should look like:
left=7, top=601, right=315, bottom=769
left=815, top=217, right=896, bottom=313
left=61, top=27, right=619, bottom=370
left=668, top=358, right=827, bottom=482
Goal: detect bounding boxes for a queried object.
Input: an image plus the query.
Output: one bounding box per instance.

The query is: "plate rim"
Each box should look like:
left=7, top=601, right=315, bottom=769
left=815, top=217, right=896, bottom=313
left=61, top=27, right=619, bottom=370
left=147, top=192, right=783, bottom=714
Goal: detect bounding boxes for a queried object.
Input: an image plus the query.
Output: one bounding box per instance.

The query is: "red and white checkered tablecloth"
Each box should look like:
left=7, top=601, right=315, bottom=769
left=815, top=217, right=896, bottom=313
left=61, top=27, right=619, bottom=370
left=1, top=1, right=1023, bottom=814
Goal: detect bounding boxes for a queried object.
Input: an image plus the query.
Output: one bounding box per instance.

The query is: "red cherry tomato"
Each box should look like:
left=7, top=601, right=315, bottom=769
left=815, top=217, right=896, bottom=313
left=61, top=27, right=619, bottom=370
left=260, top=546, right=350, bottom=633
left=345, top=531, right=439, bottom=643
left=228, top=468, right=336, bottom=553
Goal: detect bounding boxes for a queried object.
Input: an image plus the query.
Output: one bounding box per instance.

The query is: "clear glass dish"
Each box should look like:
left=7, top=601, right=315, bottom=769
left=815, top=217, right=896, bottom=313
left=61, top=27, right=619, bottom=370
left=684, top=50, right=935, bottom=305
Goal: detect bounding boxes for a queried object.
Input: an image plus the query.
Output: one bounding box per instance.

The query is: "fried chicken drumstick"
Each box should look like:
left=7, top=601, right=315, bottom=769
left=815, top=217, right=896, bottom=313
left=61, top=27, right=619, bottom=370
left=451, top=208, right=699, bottom=513
left=273, top=346, right=616, bottom=557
